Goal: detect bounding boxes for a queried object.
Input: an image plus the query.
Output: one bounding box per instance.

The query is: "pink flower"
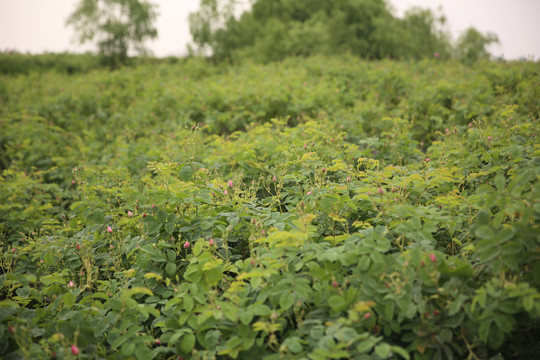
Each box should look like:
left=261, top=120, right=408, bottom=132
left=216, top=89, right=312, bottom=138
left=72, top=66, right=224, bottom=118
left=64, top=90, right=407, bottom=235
left=128, top=211, right=133, bottom=217
left=272, top=176, right=277, bottom=182
left=487, top=136, right=492, bottom=141
left=76, top=244, right=81, bottom=250
left=217, top=305, right=221, bottom=310
left=250, top=259, right=255, bottom=266
left=434, top=52, right=440, bottom=58
left=262, top=230, right=266, bottom=235
left=332, top=281, right=339, bottom=287
left=68, top=281, right=74, bottom=288
left=151, top=203, right=156, bottom=209
left=228, top=180, right=233, bottom=187
left=430, top=253, right=436, bottom=263
left=12, top=248, right=15, bottom=253
left=155, top=339, right=161, bottom=345
left=433, top=310, right=440, bottom=315
left=107, top=226, right=112, bottom=233
left=468, top=123, right=472, bottom=127
left=209, top=238, right=215, bottom=246
left=224, top=189, right=228, bottom=195
left=183, top=241, right=190, bottom=249
left=377, top=187, right=384, bottom=194
left=425, top=158, right=430, bottom=162
left=71, top=344, right=79, bottom=355
left=72, top=179, right=76, bottom=184
left=364, top=313, right=371, bottom=319
left=445, top=128, right=450, bottom=133
left=307, top=191, right=313, bottom=195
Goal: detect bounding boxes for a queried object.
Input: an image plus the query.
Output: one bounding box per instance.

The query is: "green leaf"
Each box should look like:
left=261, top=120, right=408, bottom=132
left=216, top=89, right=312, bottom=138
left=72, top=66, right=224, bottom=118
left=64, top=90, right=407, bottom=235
left=135, top=343, right=153, bottom=360
left=180, top=333, right=196, bottom=353
left=374, top=343, right=391, bottom=358
left=165, top=262, right=176, bottom=276
left=63, top=291, right=76, bottom=309
left=165, top=221, right=175, bottom=234
left=328, top=295, right=346, bottom=311
left=475, top=225, right=494, bottom=239
left=279, top=292, right=295, bottom=310
left=390, top=345, right=410, bottom=360
left=240, top=311, right=253, bottom=325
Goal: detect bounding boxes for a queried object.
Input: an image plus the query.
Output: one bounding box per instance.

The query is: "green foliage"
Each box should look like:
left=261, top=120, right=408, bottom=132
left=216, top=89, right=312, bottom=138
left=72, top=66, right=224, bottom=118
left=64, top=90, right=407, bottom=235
left=455, top=27, right=500, bottom=64
left=0, top=56, right=539, bottom=359
left=189, top=0, right=485, bottom=62
left=66, top=0, right=158, bottom=69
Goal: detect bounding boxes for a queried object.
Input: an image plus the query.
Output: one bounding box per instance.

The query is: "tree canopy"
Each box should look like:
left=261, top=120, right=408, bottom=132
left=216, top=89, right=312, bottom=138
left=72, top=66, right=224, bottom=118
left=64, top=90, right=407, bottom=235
left=67, top=0, right=158, bottom=68
left=189, top=0, right=497, bottom=63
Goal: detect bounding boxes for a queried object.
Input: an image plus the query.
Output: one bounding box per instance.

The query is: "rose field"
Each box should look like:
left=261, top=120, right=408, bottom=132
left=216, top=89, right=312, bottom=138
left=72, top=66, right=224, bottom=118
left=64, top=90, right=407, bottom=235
left=0, top=55, right=539, bottom=359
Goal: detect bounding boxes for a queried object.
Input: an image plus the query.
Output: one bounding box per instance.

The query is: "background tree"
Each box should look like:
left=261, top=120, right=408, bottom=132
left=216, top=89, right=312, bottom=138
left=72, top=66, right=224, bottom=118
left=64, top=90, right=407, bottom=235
left=67, top=0, right=158, bottom=69
left=455, top=27, right=499, bottom=64
left=189, top=0, right=498, bottom=63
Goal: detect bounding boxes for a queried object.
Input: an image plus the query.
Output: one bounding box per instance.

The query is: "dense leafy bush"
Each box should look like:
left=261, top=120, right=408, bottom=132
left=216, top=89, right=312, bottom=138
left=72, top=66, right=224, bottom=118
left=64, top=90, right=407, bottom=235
left=0, top=56, right=539, bottom=359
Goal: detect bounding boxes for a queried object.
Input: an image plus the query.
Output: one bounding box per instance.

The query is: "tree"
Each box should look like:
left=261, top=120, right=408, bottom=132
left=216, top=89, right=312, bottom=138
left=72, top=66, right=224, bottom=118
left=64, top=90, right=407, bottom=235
left=67, top=0, right=158, bottom=68
left=456, top=27, right=499, bottom=64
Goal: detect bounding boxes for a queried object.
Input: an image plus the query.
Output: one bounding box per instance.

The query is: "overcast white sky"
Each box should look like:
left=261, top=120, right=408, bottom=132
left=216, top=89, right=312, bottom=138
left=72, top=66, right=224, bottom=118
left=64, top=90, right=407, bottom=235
left=0, top=0, right=539, bottom=59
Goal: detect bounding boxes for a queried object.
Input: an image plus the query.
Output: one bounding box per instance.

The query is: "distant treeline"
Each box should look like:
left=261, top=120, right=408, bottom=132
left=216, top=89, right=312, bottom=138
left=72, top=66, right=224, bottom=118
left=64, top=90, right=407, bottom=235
left=189, top=0, right=500, bottom=63
left=0, top=52, right=183, bottom=75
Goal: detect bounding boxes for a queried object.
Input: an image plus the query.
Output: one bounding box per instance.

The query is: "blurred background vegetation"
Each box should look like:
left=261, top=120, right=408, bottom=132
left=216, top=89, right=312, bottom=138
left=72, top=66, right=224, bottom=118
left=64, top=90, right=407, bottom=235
left=0, top=0, right=502, bottom=74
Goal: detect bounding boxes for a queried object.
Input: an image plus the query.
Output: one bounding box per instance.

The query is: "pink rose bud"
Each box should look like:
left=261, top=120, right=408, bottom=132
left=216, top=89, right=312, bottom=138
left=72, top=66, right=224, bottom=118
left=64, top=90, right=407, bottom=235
left=183, top=241, right=190, bottom=249
left=68, top=281, right=74, bottom=288
left=250, top=259, right=255, bottom=266
left=209, top=238, right=215, bottom=246
left=433, top=310, right=440, bottom=315
left=322, top=167, right=326, bottom=173
left=304, top=144, right=307, bottom=149
left=307, top=191, right=313, bottom=195
left=143, top=213, right=146, bottom=218
left=217, top=305, right=221, bottom=309
left=224, top=189, right=228, bottom=195
left=107, top=226, right=112, bottom=233
left=272, top=176, right=277, bottom=182
left=228, top=180, right=233, bottom=187
left=128, top=211, right=133, bottom=217
left=40, top=259, right=44, bottom=263
left=151, top=203, right=156, bottom=209
left=76, top=244, right=81, bottom=250
left=445, top=128, right=449, bottom=133
left=155, top=339, right=161, bottom=345
left=72, top=180, right=76, bottom=184
left=487, top=136, right=492, bottom=141
left=425, top=158, right=430, bottom=162
left=71, top=344, right=79, bottom=355
left=377, top=187, right=384, bottom=194
left=468, top=123, right=472, bottom=127
left=262, top=230, right=266, bottom=235
left=430, top=253, right=436, bottom=263
left=332, top=281, right=339, bottom=287
left=364, top=313, right=371, bottom=319
left=12, top=248, right=15, bottom=253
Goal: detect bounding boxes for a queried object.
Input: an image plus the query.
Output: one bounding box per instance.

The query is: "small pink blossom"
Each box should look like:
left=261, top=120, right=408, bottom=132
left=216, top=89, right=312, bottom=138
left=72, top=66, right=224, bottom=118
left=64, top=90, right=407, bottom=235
left=217, top=305, right=221, bottom=310
left=224, top=189, right=228, bottom=195
left=262, top=230, right=266, bottom=235
left=307, top=191, right=313, bottom=195
left=425, top=158, right=430, bottom=162
left=76, top=244, right=81, bottom=250
left=430, top=253, right=436, bottom=263
left=228, top=180, right=233, bottom=187
left=127, top=211, right=133, bottom=217
left=209, top=238, right=215, bottom=246
left=12, top=248, right=15, bottom=253
left=107, top=226, right=112, bottom=233
left=183, top=241, right=190, bottom=249
left=250, top=259, right=255, bottom=266
left=151, top=203, right=156, bottom=209
left=377, top=187, right=384, bottom=195
left=71, top=344, right=79, bottom=355
left=68, top=281, right=74, bottom=288
left=71, top=179, right=76, bottom=184
left=272, top=176, right=277, bottom=182
left=445, top=128, right=450, bottom=133
left=434, top=52, right=440, bottom=58
left=487, top=136, right=492, bottom=141
left=364, top=313, right=371, bottom=319
left=468, top=123, right=472, bottom=127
